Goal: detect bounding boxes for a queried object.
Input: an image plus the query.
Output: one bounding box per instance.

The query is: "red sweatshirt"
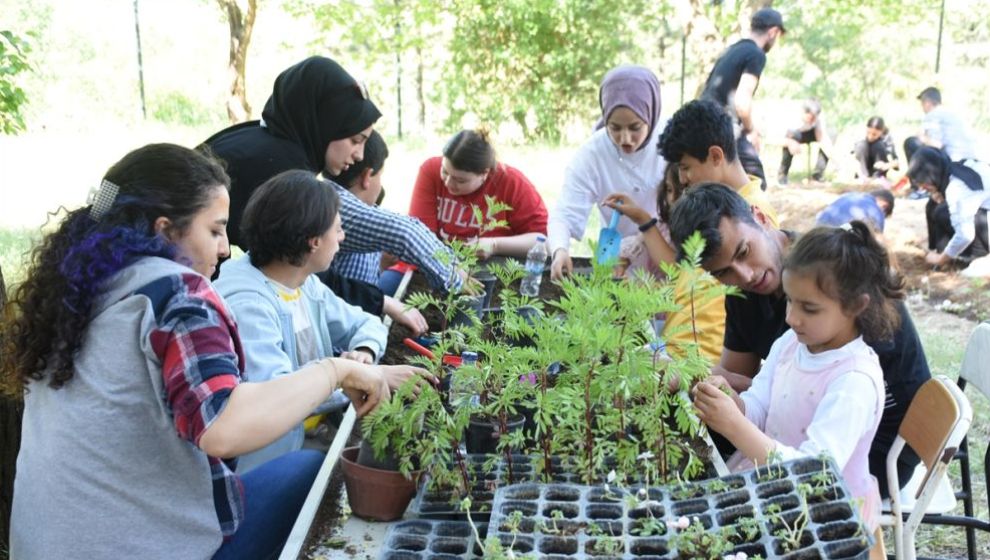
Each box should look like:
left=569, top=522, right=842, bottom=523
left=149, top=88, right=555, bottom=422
left=409, top=156, right=548, bottom=242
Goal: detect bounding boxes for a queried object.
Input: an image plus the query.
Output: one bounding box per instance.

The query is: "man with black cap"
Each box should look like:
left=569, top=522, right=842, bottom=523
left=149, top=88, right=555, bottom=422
left=701, top=7, right=786, bottom=190
left=204, top=57, right=471, bottom=316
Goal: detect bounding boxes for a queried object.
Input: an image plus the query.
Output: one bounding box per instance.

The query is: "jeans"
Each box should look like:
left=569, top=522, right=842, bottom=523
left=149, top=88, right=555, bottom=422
left=213, top=449, right=324, bottom=560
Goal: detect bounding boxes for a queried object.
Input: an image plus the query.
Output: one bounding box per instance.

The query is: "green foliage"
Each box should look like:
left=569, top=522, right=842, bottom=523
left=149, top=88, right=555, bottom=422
left=442, top=0, right=655, bottom=142
left=774, top=0, right=931, bottom=127
left=150, top=90, right=225, bottom=127
left=0, top=29, right=34, bottom=135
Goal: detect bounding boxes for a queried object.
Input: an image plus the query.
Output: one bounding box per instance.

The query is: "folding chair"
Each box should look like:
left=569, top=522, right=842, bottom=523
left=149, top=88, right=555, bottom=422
left=879, top=375, right=973, bottom=560
left=915, top=322, right=990, bottom=560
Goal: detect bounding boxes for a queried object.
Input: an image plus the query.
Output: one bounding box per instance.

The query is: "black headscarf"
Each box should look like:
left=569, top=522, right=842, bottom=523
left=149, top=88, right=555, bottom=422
left=261, top=56, right=382, bottom=172
left=907, top=146, right=984, bottom=194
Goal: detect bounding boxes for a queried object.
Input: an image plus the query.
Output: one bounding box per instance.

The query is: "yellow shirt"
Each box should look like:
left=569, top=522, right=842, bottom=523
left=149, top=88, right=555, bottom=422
left=738, top=175, right=780, bottom=228
left=661, top=177, right=779, bottom=363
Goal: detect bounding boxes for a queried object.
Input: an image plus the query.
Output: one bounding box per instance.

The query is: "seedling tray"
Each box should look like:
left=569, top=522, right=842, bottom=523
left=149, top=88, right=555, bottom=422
left=379, top=520, right=483, bottom=559
left=408, top=453, right=665, bottom=522
left=487, top=456, right=872, bottom=559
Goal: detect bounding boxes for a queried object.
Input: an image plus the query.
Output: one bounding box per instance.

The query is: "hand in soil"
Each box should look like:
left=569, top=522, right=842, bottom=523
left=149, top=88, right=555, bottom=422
left=394, top=306, right=429, bottom=336
left=550, top=249, right=573, bottom=281
left=457, top=268, right=484, bottom=295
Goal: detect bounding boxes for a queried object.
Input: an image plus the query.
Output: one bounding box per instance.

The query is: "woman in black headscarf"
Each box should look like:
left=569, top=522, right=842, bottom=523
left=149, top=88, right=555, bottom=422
left=204, top=57, right=466, bottom=323
left=907, top=147, right=990, bottom=269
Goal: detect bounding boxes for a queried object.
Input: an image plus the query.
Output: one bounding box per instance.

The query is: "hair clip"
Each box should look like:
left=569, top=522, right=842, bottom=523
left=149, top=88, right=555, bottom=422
left=87, top=179, right=120, bottom=221
left=839, top=222, right=854, bottom=231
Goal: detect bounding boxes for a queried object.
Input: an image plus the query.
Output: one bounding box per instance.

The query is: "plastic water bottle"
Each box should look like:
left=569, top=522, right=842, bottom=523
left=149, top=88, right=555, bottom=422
left=450, top=351, right=480, bottom=408
left=520, top=235, right=548, bottom=297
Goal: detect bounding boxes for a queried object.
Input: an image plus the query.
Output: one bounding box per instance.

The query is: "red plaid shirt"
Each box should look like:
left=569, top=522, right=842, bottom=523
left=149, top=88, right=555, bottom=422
left=142, top=273, right=245, bottom=537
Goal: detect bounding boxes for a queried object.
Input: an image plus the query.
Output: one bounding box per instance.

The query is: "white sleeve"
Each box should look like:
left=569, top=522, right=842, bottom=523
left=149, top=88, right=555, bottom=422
left=548, top=144, right=601, bottom=254
left=739, top=332, right=789, bottom=430
left=944, top=178, right=985, bottom=258
left=772, top=371, right=880, bottom=467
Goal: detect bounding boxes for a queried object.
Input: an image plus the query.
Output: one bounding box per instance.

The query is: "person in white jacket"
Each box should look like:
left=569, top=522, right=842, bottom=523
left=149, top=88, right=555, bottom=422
left=907, top=146, right=990, bottom=276
left=215, top=170, right=435, bottom=472
left=549, top=65, right=667, bottom=280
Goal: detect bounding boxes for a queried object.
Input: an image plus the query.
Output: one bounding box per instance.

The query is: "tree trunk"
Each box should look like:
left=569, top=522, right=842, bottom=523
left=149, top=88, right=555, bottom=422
left=0, top=264, right=22, bottom=554
left=416, top=46, right=426, bottom=130
left=217, top=0, right=257, bottom=123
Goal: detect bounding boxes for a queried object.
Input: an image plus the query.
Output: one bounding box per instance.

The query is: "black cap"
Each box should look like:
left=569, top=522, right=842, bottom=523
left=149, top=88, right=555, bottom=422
left=751, top=8, right=786, bottom=33
left=917, top=86, right=942, bottom=104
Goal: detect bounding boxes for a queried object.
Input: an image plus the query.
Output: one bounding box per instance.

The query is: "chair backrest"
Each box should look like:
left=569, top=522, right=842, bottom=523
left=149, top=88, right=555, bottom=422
left=960, top=322, right=990, bottom=399
left=899, top=375, right=973, bottom=498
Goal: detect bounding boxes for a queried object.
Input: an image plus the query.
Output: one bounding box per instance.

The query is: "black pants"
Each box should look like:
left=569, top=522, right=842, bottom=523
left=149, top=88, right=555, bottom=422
left=737, top=134, right=766, bottom=191
left=779, top=128, right=828, bottom=182
left=927, top=200, right=990, bottom=258
left=854, top=139, right=894, bottom=178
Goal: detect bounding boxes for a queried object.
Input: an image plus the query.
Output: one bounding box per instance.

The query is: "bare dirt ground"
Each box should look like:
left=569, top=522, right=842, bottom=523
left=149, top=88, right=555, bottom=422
left=771, top=179, right=988, bottom=326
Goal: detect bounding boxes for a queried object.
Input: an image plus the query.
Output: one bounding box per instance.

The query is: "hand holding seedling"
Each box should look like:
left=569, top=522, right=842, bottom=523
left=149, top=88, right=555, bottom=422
left=380, top=364, right=439, bottom=394
left=602, top=193, right=651, bottom=226
left=691, top=380, right=744, bottom=435
left=330, top=359, right=391, bottom=416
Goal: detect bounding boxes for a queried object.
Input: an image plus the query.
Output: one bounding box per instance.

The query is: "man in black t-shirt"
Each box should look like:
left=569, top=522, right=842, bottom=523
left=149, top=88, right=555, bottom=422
left=669, top=183, right=931, bottom=498
left=701, top=8, right=786, bottom=190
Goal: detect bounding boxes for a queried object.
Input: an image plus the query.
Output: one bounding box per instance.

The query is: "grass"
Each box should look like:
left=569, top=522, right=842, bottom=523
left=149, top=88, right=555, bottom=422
left=908, top=323, right=990, bottom=559
left=0, top=227, right=38, bottom=288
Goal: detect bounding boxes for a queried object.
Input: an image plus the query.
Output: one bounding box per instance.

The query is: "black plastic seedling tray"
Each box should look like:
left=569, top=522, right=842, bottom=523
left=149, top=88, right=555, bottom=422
left=485, top=456, right=871, bottom=559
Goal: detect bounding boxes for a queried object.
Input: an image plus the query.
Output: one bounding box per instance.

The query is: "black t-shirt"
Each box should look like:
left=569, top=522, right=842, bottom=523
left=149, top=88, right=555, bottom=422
left=723, top=290, right=930, bottom=495
left=701, top=39, right=767, bottom=113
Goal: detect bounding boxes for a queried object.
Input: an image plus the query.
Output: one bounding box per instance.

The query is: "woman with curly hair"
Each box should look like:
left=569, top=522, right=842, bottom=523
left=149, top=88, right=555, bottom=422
left=0, top=144, right=414, bottom=559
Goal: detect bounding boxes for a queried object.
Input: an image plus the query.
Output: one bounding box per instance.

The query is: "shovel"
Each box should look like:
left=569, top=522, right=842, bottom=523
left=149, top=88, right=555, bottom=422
left=595, top=204, right=623, bottom=265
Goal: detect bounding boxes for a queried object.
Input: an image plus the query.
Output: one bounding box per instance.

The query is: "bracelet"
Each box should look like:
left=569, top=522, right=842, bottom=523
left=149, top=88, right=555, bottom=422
left=638, top=217, right=659, bottom=232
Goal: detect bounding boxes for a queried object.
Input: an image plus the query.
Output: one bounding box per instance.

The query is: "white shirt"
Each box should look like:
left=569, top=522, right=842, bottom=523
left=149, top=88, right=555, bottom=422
left=923, top=106, right=981, bottom=161
left=741, top=332, right=880, bottom=467
left=944, top=160, right=990, bottom=258
left=547, top=124, right=667, bottom=255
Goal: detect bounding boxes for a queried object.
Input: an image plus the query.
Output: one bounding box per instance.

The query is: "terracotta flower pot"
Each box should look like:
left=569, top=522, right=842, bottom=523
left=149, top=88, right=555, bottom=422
left=341, top=446, right=421, bottom=521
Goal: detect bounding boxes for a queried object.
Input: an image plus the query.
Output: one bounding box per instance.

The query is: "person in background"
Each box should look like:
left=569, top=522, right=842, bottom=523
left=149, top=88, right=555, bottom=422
left=817, top=190, right=895, bottom=234
left=409, top=129, right=548, bottom=260
left=693, top=220, right=899, bottom=532
left=215, top=170, right=435, bottom=472
left=777, top=99, right=835, bottom=186
left=701, top=7, right=787, bottom=189
left=549, top=65, right=666, bottom=280
left=904, top=86, right=981, bottom=163
left=907, top=146, right=990, bottom=276
left=325, top=131, right=429, bottom=335
left=2, top=144, right=400, bottom=559
left=853, top=116, right=900, bottom=183
left=203, top=56, right=472, bottom=306
left=668, top=183, right=930, bottom=500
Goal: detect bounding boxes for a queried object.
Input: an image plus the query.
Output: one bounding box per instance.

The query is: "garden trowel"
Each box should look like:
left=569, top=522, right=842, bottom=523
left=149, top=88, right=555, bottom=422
left=595, top=205, right=623, bottom=265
